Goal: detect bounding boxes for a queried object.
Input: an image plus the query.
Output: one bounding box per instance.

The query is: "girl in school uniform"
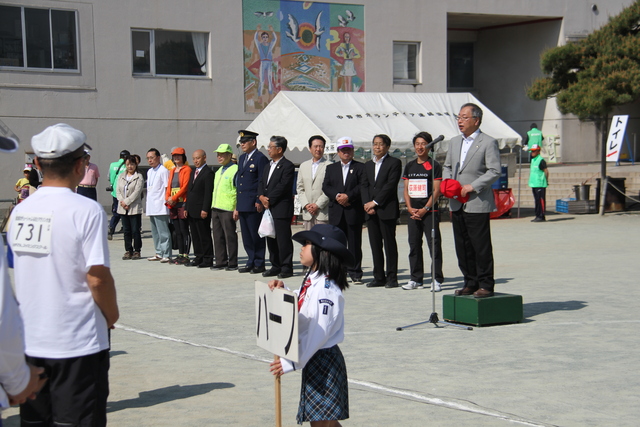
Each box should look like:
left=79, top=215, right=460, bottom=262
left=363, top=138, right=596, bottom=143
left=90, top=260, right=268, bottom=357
left=268, top=224, right=353, bottom=426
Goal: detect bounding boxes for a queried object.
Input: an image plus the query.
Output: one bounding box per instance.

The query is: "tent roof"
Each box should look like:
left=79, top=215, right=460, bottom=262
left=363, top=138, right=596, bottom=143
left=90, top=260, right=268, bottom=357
left=247, top=92, right=521, bottom=154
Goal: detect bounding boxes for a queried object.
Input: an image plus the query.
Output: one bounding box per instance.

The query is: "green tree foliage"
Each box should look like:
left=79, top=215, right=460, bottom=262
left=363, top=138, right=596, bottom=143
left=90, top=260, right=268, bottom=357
left=527, top=0, right=640, bottom=120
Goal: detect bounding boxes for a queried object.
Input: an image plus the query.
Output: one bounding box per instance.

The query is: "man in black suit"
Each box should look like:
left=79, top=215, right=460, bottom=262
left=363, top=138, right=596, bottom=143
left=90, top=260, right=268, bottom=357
left=363, top=134, right=403, bottom=288
left=322, top=137, right=367, bottom=284
left=185, top=149, right=214, bottom=268
left=234, top=130, right=270, bottom=274
left=258, top=136, right=295, bottom=279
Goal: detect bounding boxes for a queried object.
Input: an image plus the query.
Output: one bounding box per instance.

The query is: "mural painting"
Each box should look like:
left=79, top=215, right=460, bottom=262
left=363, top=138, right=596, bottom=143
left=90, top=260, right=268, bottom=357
left=243, top=0, right=365, bottom=112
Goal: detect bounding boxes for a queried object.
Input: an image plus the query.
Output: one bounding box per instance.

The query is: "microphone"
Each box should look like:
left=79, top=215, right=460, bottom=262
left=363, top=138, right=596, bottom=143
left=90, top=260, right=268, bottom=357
left=426, top=135, right=444, bottom=149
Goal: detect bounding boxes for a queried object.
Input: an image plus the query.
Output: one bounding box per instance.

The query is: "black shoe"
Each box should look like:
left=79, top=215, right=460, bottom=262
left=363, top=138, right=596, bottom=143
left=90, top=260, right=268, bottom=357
left=198, top=263, right=213, bottom=269
left=210, top=265, right=226, bottom=270
left=238, top=266, right=253, bottom=273
left=107, top=228, right=114, bottom=241
left=251, top=266, right=266, bottom=274
left=384, top=281, right=399, bottom=288
left=531, top=217, right=546, bottom=222
left=262, top=269, right=280, bottom=277
left=225, top=266, right=238, bottom=271
left=278, top=272, right=293, bottom=279
left=184, top=260, right=201, bottom=267
left=366, top=280, right=386, bottom=288
left=350, top=277, right=363, bottom=285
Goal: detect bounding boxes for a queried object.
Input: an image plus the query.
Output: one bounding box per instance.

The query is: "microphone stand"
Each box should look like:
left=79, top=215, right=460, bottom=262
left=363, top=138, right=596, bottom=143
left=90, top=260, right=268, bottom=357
left=397, top=139, right=472, bottom=331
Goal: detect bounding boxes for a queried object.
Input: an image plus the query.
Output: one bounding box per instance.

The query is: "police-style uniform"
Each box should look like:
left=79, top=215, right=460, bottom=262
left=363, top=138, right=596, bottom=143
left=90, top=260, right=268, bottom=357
left=236, top=134, right=269, bottom=270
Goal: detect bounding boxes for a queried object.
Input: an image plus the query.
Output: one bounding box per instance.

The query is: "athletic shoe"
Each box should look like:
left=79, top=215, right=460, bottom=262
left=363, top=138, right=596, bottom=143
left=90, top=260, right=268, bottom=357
left=402, top=280, right=424, bottom=290
left=431, top=281, right=442, bottom=292
left=131, top=252, right=141, bottom=260
left=160, top=257, right=171, bottom=263
left=122, top=252, right=132, bottom=260
left=147, top=255, right=162, bottom=261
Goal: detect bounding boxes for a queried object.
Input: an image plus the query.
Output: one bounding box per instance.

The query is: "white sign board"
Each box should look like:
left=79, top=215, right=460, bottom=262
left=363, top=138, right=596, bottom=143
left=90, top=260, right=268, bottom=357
left=255, top=281, right=299, bottom=363
left=606, top=115, right=629, bottom=162
left=10, top=213, right=53, bottom=254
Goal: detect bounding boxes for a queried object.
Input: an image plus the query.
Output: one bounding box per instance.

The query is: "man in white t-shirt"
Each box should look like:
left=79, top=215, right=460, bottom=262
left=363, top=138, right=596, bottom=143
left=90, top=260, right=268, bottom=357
left=8, top=124, right=119, bottom=426
left=145, top=148, right=172, bottom=262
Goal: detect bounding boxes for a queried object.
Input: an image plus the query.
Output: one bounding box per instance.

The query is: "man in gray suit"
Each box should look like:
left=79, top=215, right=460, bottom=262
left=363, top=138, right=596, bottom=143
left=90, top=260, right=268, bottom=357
left=297, top=135, right=330, bottom=230
left=443, top=103, right=501, bottom=298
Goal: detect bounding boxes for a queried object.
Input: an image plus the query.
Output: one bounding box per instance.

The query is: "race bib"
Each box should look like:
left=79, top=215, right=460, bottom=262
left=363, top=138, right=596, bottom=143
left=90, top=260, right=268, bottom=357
left=11, top=213, right=53, bottom=254
left=408, top=179, right=429, bottom=198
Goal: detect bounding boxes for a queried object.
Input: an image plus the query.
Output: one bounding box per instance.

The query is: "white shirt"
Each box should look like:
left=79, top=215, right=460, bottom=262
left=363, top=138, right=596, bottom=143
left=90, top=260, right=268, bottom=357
left=267, top=157, right=281, bottom=184
left=341, top=160, right=352, bottom=185
left=311, top=158, right=322, bottom=180
left=460, top=130, right=480, bottom=168
left=8, top=187, right=111, bottom=358
left=373, top=153, right=388, bottom=181
left=280, top=271, right=345, bottom=374
left=146, top=164, right=170, bottom=216
left=0, top=242, right=30, bottom=410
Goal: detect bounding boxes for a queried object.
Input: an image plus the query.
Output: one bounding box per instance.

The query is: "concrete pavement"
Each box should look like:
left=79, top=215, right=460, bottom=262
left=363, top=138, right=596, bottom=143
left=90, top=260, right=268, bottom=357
left=4, top=209, right=640, bottom=426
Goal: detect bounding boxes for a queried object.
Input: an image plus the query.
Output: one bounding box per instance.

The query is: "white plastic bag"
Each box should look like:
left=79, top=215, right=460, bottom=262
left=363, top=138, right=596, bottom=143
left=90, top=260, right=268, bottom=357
left=258, top=209, right=276, bottom=238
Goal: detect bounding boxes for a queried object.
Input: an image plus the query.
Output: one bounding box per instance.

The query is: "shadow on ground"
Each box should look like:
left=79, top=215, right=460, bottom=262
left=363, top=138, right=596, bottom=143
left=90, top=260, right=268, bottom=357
left=524, top=300, right=587, bottom=319
left=107, top=383, right=234, bottom=413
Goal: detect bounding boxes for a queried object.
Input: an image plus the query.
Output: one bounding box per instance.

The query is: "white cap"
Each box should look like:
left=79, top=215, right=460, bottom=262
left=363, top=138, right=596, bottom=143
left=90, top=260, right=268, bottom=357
left=31, top=123, right=91, bottom=159
left=336, top=136, right=354, bottom=150
left=0, top=135, right=19, bottom=153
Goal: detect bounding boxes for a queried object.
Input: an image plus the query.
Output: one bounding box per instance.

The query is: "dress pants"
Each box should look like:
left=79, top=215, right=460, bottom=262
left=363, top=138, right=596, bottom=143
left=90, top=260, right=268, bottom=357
left=109, top=197, right=121, bottom=231
left=335, top=215, right=363, bottom=280
left=303, top=218, right=328, bottom=231
left=266, top=217, right=293, bottom=274
left=211, top=208, right=238, bottom=267
left=450, top=209, right=494, bottom=291
left=532, top=187, right=546, bottom=220
left=367, top=216, right=398, bottom=283
left=76, top=186, right=97, bottom=201
left=149, top=215, right=172, bottom=258
left=189, top=216, right=214, bottom=266
left=238, top=211, right=266, bottom=268
left=121, top=213, right=142, bottom=253
left=407, top=211, right=444, bottom=283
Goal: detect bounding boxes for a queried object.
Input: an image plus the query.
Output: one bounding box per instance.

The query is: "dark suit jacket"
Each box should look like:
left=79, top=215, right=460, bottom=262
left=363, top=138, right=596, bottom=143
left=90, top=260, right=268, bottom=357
left=186, top=165, right=214, bottom=218
left=363, top=155, right=402, bottom=220
left=236, top=150, right=269, bottom=212
left=257, top=156, right=295, bottom=219
left=322, top=160, right=367, bottom=226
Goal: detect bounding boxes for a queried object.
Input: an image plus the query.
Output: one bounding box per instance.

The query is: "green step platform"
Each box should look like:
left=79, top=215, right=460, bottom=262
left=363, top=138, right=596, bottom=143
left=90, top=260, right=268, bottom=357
left=443, top=293, right=523, bottom=327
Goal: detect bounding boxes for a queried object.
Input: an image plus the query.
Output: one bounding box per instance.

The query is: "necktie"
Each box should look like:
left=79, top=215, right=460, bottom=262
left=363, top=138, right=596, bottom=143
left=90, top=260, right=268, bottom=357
left=195, top=168, right=200, bottom=179
left=298, top=277, right=312, bottom=310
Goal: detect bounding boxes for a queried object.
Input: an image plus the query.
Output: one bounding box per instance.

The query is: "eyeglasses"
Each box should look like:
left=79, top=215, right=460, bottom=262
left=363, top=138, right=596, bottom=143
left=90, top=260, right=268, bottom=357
left=457, top=116, right=475, bottom=122
left=267, top=145, right=280, bottom=150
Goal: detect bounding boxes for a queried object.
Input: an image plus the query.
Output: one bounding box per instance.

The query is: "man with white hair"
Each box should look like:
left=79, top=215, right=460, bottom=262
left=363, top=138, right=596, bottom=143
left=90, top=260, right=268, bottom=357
left=8, top=124, right=118, bottom=426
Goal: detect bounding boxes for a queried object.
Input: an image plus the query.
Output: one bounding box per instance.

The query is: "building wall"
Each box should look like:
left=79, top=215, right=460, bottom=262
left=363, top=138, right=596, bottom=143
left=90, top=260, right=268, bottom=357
left=0, top=0, right=636, bottom=205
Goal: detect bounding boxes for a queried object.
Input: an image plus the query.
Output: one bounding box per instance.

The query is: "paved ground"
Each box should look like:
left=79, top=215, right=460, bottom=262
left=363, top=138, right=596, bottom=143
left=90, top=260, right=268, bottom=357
left=3, top=208, right=640, bottom=426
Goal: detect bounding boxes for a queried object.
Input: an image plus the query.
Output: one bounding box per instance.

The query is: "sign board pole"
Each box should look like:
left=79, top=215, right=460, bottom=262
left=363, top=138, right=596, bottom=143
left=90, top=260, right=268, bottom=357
left=274, top=355, right=282, bottom=427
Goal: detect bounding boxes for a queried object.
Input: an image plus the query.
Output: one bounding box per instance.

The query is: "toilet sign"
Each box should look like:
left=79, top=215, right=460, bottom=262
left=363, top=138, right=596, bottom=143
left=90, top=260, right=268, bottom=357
left=606, top=115, right=628, bottom=162
left=255, top=281, right=299, bottom=363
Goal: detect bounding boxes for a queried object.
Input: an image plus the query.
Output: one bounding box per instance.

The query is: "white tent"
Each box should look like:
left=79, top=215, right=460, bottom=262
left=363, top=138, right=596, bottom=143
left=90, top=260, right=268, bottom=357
left=246, top=92, right=521, bottom=155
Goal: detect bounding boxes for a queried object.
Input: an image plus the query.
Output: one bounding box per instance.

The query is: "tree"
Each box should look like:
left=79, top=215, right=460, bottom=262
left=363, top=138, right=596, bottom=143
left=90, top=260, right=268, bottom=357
left=527, top=1, right=640, bottom=212
left=528, top=0, right=640, bottom=119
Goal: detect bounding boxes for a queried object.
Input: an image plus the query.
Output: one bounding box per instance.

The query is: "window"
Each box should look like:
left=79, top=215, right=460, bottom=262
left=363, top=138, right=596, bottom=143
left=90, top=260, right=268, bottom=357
left=448, top=43, right=474, bottom=89
left=0, top=5, right=78, bottom=71
left=393, top=42, right=420, bottom=84
left=132, top=29, right=208, bottom=77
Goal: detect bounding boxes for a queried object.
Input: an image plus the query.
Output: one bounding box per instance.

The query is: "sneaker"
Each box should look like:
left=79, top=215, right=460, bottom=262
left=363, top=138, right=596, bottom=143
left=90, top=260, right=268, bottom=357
left=431, top=281, right=442, bottom=292
left=160, top=257, right=171, bottom=263
left=147, top=255, right=162, bottom=261
left=122, top=252, right=132, bottom=260
left=351, top=277, right=363, bottom=285
left=402, top=280, right=424, bottom=290
left=132, top=252, right=141, bottom=260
